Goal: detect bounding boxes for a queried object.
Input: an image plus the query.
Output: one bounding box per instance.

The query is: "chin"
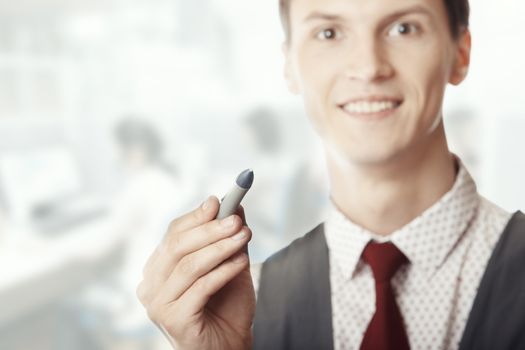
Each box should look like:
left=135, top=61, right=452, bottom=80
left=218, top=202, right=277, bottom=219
left=328, top=139, right=408, bottom=169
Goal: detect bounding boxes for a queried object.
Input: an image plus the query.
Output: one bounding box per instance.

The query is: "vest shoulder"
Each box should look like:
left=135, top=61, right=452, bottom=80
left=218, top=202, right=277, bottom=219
left=262, top=223, right=325, bottom=268
left=496, top=211, right=525, bottom=264
left=459, top=211, right=525, bottom=350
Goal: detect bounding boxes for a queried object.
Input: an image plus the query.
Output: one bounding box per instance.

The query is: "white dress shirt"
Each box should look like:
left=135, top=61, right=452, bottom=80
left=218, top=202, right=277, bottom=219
left=251, top=162, right=512, bottom=349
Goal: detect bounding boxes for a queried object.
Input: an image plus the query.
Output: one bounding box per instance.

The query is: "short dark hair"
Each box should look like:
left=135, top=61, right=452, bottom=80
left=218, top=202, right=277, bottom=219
left=279, top=0, right=469, bottom=43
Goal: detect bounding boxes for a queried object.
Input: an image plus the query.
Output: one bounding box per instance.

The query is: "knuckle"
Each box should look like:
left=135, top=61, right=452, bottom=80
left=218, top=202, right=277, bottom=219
left=141, top=263, right=151, bottom=278
left=209, top=222, right=226, bottom=239
left=193, top=277, right=211, bottom=296
left=136, top=281, right=148, bottom=303
left=162, top=233, right=179, bottom=254
left=171, top=244, right=184, bottom=262
left=167, top=217, right=181, bottom=234
left=145, top=301, right=160, bottom=322
left=142, top=252, right=157, bottom=277
left=192, top=205, right=203, bottom=222
left=162, top=232, right=185, bottom=259
left=244, top=226, right=253, bottom=240
left=178, top=255, right=198, bottom=276
left=211, top=240, right=229, bottom=256
left=166, top=233, right=182, bottom=253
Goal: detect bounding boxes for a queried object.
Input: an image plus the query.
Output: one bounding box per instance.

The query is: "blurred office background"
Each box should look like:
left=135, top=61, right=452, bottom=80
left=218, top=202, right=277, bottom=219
left=0, top=0, right=523, bottom=349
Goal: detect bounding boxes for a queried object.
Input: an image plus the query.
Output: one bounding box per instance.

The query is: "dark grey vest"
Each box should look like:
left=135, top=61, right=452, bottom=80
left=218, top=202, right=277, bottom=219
left=253, top=211, right=525, bottom=350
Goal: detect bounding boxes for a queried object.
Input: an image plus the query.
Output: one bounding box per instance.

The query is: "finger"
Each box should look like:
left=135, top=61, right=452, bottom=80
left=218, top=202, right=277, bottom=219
left=142, top=245, right=161, bottom=278
left=153, top=214, right=244, bottom=283
left=156, top=226, right=252, bottom=304
left=234, top=206, right=251, bottom=258
left=167, top=196, right=220, bottom=237
left=169, top=250, right=249, bottom=317
left=236, top=205, right=248, bottom=225
left=143, top=196, right=220, bottom=276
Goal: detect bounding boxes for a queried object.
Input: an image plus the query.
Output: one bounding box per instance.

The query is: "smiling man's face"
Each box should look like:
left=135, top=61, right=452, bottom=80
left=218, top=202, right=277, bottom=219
left=283, top=0, right=471, bottom=166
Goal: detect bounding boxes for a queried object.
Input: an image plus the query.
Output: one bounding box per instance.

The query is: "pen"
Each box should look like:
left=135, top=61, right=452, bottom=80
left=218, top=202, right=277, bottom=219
left=215, top=169, right=254, bottom=220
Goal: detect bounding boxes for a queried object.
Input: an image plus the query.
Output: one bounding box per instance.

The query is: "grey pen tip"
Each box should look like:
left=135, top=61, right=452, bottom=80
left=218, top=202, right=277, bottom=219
left=236, top=169, right=254, bottom=189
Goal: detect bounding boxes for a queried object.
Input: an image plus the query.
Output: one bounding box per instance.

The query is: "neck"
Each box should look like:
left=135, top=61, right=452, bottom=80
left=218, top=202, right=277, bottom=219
left=327, top=124, right=457, bottom=236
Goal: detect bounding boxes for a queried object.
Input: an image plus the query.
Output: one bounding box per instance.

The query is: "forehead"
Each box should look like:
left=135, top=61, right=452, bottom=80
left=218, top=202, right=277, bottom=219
left=288, top=0, right=447, bottom=25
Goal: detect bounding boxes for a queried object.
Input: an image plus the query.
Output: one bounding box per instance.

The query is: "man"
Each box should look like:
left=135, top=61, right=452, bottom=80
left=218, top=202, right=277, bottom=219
left=137, top=0, right=525, bottom=349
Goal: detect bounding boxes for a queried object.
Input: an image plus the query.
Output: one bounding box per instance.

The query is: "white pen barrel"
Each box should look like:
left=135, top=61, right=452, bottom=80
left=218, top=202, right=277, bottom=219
left=216, top=185, right=249, bottom=220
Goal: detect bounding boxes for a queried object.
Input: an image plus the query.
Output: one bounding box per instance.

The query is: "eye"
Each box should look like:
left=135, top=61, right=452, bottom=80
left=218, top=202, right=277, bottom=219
left=316, top=28, right=341, bottom=41
left=387, top=22, right=419, bottom=36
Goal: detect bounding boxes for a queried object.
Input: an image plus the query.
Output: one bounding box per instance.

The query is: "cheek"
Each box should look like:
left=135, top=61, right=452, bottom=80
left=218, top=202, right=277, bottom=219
left=399, top=49, right=451, bottom=127
left=296, top=52, right=338, bottom=133
left=302, top=90, right=327, bottom=137
left=422, top=60, right=449, bottom=120
left=297, top=50, right=335, bottom=95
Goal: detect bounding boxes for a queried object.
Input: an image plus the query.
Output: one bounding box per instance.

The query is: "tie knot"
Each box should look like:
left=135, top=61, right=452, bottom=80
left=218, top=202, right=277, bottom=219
left=362, top=241, right=408, bottom=283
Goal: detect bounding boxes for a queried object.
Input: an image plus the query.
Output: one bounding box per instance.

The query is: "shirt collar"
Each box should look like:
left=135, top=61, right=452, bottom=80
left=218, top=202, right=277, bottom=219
left=324, top=160, right=480, bottom=281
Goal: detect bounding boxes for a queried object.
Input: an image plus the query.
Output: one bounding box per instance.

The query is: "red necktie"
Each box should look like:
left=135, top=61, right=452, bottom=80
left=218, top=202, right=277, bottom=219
left=360, top=241, right=410, bottom=350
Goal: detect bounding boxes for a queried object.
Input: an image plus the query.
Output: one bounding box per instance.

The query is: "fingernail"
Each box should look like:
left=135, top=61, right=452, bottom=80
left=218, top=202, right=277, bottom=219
left=221, top=216, right=236, bottom=228
left=232, top=252, right=247, bottom=264
left=231, top=229, right=246, bottom=241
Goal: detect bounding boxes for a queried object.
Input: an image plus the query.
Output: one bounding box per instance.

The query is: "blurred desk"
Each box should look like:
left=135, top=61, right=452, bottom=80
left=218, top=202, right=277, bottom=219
left=0, top=218, right=123, bottom=327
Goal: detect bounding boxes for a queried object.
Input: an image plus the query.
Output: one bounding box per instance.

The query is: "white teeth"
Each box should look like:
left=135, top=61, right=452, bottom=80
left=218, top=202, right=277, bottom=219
left=343, top=101, right=398, bottom=114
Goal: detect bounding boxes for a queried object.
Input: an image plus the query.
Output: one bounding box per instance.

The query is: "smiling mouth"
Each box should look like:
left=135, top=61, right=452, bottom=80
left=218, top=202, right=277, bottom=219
left=339, top=99, right=403, bottom=118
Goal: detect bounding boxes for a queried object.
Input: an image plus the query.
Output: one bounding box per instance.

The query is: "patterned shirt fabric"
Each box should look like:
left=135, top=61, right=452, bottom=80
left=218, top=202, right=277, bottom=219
left=251, top=161, right=513, bottom=349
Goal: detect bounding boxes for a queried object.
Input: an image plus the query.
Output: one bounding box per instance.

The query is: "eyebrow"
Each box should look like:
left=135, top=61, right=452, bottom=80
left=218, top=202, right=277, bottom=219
left=303, top=5, right=433, bottom=24
left=379, top=5, right=434, bottom=25
left=303, top=12, right=345, bottom=23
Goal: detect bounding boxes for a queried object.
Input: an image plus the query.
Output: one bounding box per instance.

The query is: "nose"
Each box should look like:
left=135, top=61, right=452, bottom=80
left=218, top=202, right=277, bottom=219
left=344, top=37, right=394, bottom=82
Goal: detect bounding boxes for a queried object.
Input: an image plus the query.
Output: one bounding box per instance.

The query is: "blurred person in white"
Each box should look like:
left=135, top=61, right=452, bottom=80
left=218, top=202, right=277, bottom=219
left=82, top=117, right=191, bottom=348
left=113, top=117, right=188, bottom=310
left=136, top=0, right=525, bottom=349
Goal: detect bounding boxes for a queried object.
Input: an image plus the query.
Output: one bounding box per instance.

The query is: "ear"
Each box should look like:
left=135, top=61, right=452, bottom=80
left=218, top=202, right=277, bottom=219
left=449, top=28, right=472, bottom=85
left=282, top=42, right=300, bottom=95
